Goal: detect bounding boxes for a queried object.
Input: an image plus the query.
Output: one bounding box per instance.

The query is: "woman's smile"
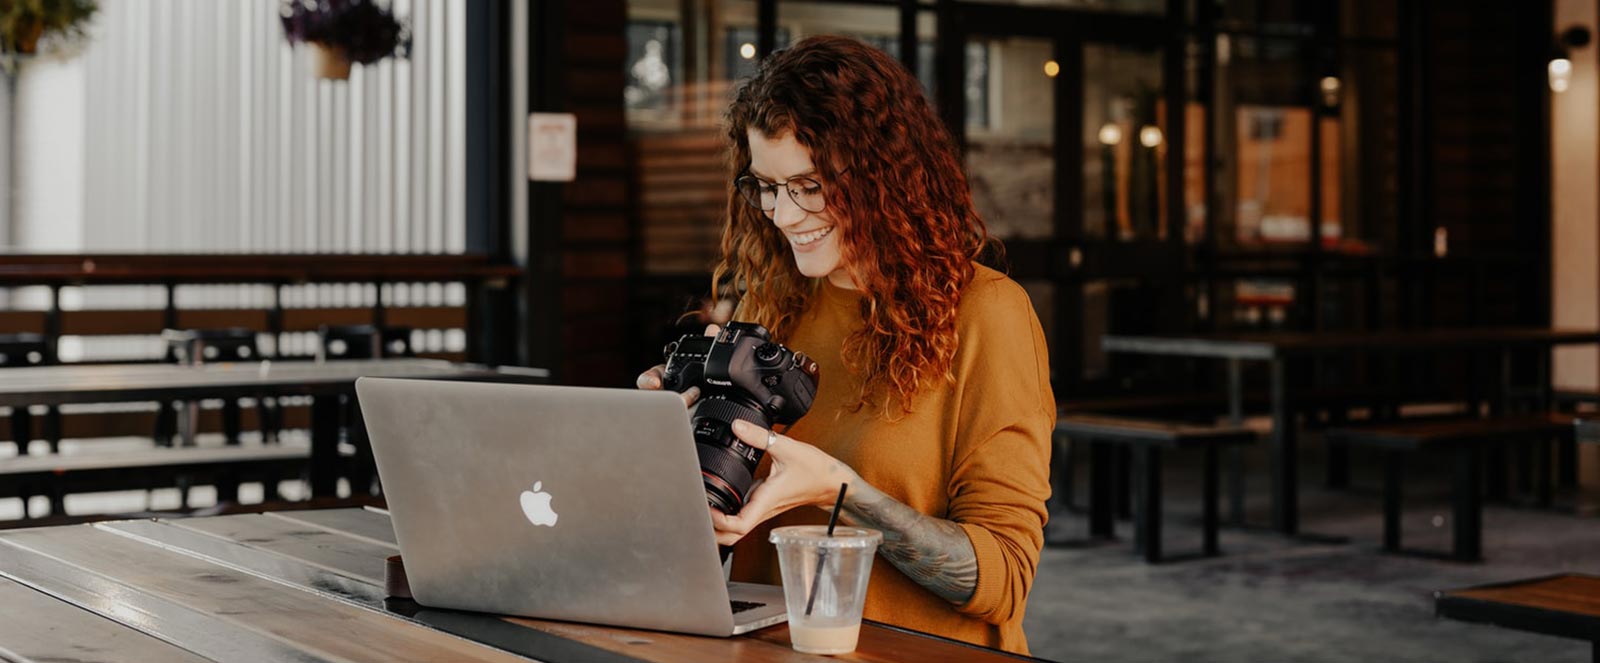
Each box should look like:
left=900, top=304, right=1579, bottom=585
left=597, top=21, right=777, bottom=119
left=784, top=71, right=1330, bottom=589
left=787, top=225, right=836, bottom=250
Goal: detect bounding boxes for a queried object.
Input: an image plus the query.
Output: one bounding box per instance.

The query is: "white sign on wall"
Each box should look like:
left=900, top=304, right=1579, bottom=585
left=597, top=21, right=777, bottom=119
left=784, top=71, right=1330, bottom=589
left=528, top=113, right=577, bottom=182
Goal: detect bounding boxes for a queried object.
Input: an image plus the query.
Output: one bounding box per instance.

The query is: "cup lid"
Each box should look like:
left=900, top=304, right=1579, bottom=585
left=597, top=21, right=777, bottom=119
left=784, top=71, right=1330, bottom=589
left=769, top=525, right=882, bottom=548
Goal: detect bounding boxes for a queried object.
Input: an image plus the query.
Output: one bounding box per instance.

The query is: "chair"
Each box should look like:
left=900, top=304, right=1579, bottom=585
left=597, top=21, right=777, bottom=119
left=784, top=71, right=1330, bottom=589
left=317, top=324, right=415, bottom=361
left=0, top=333, right=60, bottom=456
left=1051, top=414, right=1256, bottom=563
left=1325, top=414, right=1575, bottom=561
left=156, top=329, right=271, bottom=448
left=315, top=324, right=414, bottom=497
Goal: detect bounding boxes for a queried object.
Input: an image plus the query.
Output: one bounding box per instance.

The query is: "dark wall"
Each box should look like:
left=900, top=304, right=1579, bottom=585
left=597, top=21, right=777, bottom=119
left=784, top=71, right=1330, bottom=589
left=1417, top=0, right=1552, bottom=327
left=527, top=0, right=636, bottom=386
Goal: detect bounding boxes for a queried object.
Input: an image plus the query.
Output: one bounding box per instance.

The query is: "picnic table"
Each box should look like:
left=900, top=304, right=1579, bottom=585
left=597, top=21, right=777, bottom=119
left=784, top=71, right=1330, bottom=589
left=0, top=507, right=1044, bottom=662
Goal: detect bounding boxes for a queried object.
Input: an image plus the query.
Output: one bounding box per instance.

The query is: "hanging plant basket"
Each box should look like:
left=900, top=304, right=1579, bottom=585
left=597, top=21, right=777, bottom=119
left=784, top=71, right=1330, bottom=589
left=280, top=0, right=409, bottom=82
left=15, top=21, right=43, bottom=55
left=311, top=42, right=351, bottom=80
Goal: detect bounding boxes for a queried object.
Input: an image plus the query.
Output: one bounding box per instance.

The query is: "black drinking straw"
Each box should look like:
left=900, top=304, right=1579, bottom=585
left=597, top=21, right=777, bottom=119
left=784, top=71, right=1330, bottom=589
left=804, top=483, right=850, bottom=616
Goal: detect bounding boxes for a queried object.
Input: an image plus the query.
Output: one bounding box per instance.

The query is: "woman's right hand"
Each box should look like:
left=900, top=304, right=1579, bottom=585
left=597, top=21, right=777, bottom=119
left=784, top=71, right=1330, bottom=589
left=636, top=324, right=721, bottom=408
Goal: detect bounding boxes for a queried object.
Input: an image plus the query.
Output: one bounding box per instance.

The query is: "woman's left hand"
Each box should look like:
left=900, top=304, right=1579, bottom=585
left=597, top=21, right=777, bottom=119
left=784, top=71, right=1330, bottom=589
left=708, top=419, right=859, bottom=546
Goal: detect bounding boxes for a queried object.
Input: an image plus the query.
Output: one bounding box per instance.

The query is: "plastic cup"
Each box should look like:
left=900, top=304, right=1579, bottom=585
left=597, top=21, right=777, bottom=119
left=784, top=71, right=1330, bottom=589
left=770, top=525, right=882, bottom=655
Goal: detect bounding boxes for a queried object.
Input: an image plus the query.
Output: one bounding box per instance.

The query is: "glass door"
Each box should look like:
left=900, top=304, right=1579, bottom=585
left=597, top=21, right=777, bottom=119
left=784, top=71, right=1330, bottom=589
left=951, top=6, right=1185, bottom=395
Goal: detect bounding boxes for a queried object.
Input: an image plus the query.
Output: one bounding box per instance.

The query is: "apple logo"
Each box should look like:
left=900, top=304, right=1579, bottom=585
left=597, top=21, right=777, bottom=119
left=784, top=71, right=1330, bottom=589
left=520, top=481, right=559, bottom=527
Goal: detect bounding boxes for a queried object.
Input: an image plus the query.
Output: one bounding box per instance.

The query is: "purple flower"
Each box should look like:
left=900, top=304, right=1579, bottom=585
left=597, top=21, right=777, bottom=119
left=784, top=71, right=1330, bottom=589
left=280, top=0, right=410, bottom=65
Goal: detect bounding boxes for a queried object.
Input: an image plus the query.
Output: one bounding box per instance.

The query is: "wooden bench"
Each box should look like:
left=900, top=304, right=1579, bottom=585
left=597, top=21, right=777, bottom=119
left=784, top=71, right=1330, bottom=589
left=1324, top=414, right=1575, bottom=561
left=1052, top=415, right=1256, bottom=563
left=1435, top=574, right=1600, bottom=662
left=0, top=444, right=315, bottom=519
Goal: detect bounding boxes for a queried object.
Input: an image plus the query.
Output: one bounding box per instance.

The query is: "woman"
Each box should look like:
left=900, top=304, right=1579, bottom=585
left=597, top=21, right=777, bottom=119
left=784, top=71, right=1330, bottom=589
left=637, top=35, right=1053, bottom=654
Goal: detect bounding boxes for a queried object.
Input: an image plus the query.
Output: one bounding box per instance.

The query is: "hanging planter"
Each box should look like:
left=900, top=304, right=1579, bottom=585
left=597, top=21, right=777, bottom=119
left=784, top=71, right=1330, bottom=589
left=0, top=1, right=98, bottom=71
left=281, top=0, right=409, bottom=82
left=310, top=42, right=351, bottom=80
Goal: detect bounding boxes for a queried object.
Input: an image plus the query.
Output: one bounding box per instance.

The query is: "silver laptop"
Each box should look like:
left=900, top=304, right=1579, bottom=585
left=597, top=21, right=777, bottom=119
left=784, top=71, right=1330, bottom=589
left=356, top=377, right=788, bottom=636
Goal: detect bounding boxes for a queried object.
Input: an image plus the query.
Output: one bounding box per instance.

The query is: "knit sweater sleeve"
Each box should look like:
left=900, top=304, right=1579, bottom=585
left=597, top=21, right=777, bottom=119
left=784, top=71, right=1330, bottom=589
left=945, top=272, right=1055, bottom=624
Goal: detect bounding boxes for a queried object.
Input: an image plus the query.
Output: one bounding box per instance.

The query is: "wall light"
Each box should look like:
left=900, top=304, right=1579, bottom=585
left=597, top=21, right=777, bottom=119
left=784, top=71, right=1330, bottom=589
left=1550, top=25, right=1591, bottom=93
left=1550, top=57, right=1573, bottom=93
left=739, top=42, right=757, bottom=60
left=1138, top=125, right=1162, bottom=148
left=1044, top=60, right=1060, bottom=78
left=1098, top=123, right=1122, bottom=146
left=1319, top=76, right=1340, bottom=107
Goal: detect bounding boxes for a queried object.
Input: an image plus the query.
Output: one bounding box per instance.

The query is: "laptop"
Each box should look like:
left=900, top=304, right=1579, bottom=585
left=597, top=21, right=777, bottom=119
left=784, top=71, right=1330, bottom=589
left=356, top=377, right=788, bottom=636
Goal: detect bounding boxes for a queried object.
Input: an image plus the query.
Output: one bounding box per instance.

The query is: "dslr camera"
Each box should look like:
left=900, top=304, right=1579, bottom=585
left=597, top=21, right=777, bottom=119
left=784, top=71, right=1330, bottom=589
left=661, top=321, right=820, bottom=513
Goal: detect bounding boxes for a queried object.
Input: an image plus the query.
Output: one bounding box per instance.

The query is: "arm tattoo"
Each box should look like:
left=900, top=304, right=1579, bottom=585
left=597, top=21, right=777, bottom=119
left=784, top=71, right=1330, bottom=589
left=837, top=478, right=977, bottom=604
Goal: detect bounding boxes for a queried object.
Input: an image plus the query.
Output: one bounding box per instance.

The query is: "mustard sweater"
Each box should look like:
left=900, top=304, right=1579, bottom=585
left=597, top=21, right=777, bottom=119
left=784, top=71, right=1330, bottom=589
left=729, top=264, right=1054, bottom=654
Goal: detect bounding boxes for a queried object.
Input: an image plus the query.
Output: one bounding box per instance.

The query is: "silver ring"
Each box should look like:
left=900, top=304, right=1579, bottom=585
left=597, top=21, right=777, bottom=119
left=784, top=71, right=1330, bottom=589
left=766, top=430, right=779, bottom=451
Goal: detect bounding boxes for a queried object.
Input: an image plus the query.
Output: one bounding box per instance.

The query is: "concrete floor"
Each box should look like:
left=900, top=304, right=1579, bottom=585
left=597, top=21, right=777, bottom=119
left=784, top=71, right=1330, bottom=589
left=1023, top=440, right=1600, bottom=663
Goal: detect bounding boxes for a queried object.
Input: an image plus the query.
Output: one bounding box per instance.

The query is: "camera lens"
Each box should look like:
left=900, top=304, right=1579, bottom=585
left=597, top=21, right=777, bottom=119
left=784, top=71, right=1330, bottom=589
left=690, top=397, right=769, bottom=513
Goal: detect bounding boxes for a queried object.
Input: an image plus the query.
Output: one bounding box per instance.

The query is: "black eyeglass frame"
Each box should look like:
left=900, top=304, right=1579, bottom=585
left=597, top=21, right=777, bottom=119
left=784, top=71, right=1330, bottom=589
left=733, top=173, right=830, bottom=215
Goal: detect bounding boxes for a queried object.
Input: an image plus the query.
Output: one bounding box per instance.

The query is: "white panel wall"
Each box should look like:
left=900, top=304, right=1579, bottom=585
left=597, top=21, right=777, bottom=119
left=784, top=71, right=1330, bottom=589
left=5, top=0, right=470, bottom=360
left=61, top=0, right=466, bottom=256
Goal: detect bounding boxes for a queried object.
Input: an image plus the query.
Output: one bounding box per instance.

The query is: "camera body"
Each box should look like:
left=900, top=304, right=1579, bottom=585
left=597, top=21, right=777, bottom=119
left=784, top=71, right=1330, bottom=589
left=662, top=321, right=819, bottom=513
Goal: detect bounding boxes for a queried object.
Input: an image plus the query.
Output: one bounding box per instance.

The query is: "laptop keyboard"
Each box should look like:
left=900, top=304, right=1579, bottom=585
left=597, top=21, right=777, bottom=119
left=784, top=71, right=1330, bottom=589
left=730, top=600, right=767, bottom=614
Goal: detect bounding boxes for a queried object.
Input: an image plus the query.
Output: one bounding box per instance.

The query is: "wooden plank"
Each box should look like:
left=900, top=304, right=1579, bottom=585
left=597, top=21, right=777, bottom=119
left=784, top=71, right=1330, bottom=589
left=0, top=527, right=532, bottom=663
left=0, top=532, right=347, bottom=662
left=0, top=574, right=216, bottom=663
left=0, top=310, right=47, bottom=334
left=0, top=405, right=312, bottom=442
left=101, top=519, right=648, bottom=663
left=171, top=514, right=396, bottom=583
left=62, top=309, right=168, bottom=335
left=0, top=443, right=308, bottom=476
left=266, top=508, right=400, bottom=547
left=1448, top=574, right=1600, bottom=620
left=500, top=617, right=1041, bottom=663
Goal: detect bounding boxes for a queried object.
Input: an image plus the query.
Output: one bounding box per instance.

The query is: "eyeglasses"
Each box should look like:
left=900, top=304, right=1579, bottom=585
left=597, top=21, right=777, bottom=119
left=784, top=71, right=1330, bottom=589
left=734, top=174, right=828, bottom=215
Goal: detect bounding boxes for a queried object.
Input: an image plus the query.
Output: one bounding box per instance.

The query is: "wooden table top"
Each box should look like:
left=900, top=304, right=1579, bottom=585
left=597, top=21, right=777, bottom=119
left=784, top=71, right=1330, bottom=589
left=1103, top=328, right=1600, bottom=361
left=1435, top=574, right=1600, bottom=643
left=0, top=359, right=549, bottom=406
left=0, top=508, right=1046, bottom=663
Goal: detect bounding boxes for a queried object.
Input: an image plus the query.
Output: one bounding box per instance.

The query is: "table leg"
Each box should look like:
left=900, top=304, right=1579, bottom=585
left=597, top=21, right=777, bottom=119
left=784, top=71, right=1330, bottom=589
left=1383, top=451, right=1403, bottom=552
left=310, top=395, right=342, bottom=498
left=347, top=395, right=375, bottom=497
left=1453, top=444, right=1483, bottom=562
left=10, top=406, right=31, bottom=456
left=1134, top=446, right=1162, bottom=563
left=1203, top=445, right=1219, bottom=556
left=1270, top=357, right=1299, bottom=535
left=1227, top=359, right=1247, bottom=525
left=1089, top=442, right=1113, bottom=539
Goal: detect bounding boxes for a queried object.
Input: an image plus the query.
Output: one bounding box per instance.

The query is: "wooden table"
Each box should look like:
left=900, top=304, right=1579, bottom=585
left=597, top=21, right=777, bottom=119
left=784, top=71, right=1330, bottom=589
left=0, top=359, right=550, bottom=497
left=0, top=508, right=1044, bottom=663
left=1103, top=328, right=1600, bottom=536
left=1435, top=574, right=1600, bottom=663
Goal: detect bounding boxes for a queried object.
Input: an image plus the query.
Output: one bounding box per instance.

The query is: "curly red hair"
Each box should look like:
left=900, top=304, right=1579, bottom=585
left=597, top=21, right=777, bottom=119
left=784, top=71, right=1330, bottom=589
left=713, top=35, right=997, bottom=415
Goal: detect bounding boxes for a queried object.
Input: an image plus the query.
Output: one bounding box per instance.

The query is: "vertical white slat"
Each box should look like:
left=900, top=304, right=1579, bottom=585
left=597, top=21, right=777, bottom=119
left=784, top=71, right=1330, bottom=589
left=331, top=80, right=345, bottom=253
left=318, top=79, right=331, bottom=252
left=378, top=56, right=393, bottom=254
left=350, top=67, right=364, bottom=253
left=304, top=60, right=318, bottom=252
left=132, top=1, right=151, bottom=253
left=427, top=0, right=445, bottom=254
left=409, top=0, right=428, bottom=255
left=278, top=4, right=295, bottom=253
left=445, top=0, right=465, bottom=253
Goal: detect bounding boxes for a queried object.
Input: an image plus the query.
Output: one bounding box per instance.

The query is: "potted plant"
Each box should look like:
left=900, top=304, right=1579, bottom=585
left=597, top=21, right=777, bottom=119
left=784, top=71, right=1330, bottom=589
left=0, top=0, right=97, bottom=68
left=280, top=0, right=409, bottom=81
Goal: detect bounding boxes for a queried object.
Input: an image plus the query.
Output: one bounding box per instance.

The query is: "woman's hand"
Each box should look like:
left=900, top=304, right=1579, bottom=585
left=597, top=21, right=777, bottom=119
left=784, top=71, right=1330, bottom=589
left=635, top=324, right=720, bottom=407
left=707, top=419, right=860, bottom=546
